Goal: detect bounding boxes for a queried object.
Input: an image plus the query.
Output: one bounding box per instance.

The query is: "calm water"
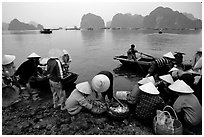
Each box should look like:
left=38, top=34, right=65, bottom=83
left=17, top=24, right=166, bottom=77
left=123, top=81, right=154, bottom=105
left=2, top=29, right=202, bottom=91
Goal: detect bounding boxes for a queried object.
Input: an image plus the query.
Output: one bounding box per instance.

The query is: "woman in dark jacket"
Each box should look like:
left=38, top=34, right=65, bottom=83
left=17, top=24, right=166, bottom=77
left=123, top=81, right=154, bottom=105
left=91, top=71, right=113, bottom=102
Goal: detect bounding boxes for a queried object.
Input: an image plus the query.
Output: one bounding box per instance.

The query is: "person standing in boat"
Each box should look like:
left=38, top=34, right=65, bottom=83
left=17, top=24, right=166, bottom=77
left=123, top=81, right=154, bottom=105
left=127, top=44, right=138, bottom=61
left=47, top=49, right=66, bottom=110
left=146, top=52, right=175, bottom=78
left=15, top=52, right=41, bottom=100
left=61, top=49, right=72, bottom=76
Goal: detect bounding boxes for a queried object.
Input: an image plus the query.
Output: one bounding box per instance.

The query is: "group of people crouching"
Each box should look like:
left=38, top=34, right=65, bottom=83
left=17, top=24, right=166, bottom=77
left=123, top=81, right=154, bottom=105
left=2, top=47, right=202, bottom=130
left=126, top=48, right=202, bottom=127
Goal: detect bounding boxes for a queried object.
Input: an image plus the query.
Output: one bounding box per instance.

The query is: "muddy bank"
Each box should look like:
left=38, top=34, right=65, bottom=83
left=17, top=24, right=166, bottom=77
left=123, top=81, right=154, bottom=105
left=2, top=91, right=202, bottom=135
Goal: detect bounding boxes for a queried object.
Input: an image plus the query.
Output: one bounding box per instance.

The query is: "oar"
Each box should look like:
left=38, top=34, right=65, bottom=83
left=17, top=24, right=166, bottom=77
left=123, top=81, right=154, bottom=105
left=132, top=52, right=147, bottom=76
left=137, top=51, right=155, bottom=59
left=113, top=96, right=125, bottom=108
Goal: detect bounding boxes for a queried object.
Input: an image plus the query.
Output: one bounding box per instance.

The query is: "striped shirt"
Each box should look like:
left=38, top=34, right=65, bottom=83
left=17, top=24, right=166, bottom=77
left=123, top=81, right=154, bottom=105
left=155, top=57, right=170, bottom=68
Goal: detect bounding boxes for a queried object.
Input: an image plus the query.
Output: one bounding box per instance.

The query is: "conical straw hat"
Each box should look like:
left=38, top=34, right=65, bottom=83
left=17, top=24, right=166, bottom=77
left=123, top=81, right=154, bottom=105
left=163, top=52, right=175, bottom=59
left=91, top=74, right=110, bottom=93
left=168, top=79, right=194, bottom=93
left=159, top=74, right=174, bottom=84
left=76, top=82, right=92, bottom=94
left=169, top=67, right=179, bottom=72
left=139, top=82, right=160, bottom=95
left=2, top=55, right=16, bottom=65
left=27, top=52, right=41, bottom=59
left=138, top=76, right=155, bottom=85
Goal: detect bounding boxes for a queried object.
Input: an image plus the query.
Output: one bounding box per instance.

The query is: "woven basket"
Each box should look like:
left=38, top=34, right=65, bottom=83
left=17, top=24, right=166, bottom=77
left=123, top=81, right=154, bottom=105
left=91, top=100, right=107, bottom=114
left=107, top=102, right=130, bottom=120
left=153, top=106, right=183, bottom=135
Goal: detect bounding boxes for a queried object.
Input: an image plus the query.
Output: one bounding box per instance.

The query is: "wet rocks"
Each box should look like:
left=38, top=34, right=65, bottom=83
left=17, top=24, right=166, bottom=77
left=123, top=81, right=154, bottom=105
left=2, top=94, right=202, bottom=135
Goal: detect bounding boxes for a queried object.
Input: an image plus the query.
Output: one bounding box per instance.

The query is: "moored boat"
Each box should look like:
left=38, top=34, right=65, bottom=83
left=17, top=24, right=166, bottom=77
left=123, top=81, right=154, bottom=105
left=40, top=29, right=52, bottom=34
left=29, top=72, right=78, bottom=93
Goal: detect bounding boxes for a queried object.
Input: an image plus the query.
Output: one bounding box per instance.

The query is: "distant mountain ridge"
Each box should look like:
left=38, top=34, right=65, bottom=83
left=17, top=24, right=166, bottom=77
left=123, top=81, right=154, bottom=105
left=2, top=6, right=202, bottom=31
left=110, top=13, right=143, bottom=28
left=6, top=19, right=44, bottom=30
left=143, top=6, right=201, bottom=29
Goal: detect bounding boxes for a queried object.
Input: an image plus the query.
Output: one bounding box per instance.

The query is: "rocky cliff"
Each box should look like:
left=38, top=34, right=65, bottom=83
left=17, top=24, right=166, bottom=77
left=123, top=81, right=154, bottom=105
left=8, top=19, right=44, bottom=30
left=110, top=13, right=143, bottom=28
left=80, top=13, right=105, bottom=29
left=143, top=6, right=202, bottom=29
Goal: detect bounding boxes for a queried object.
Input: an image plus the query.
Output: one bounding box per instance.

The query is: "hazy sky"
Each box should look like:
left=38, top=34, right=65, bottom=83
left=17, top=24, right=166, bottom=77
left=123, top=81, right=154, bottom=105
left=2, top=1, right=202, bottom=28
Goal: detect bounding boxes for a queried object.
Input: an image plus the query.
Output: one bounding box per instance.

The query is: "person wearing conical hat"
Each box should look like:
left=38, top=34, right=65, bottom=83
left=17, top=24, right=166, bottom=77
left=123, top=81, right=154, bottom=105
left=47, top=49, right=66, bottom=109
left=15, top=52, right=41, bottom=88
left=134, top=82, right=165, bottom=122
left=91, top=71, right=113, bottom=103
left=2, top=54, right=22, bottom=106
left=2, top=54, right=16, bottom=78
left=146, top=52, right=175, bottom=78
left=15, top=52, right=42, bottom=101
left=168, top=80, right=202, bottom=126
left=61, top=49, right=72, bottom=76
left=62, top=82, right=93, bottom=115
left=156, top=74, right=174, bottom=104
left=127, top=76, right=155, bottom=105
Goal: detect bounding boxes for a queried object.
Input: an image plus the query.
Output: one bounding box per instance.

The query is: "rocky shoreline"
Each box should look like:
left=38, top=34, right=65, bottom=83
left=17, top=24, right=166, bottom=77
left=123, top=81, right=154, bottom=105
left=2, top=89, right=202, bottom=135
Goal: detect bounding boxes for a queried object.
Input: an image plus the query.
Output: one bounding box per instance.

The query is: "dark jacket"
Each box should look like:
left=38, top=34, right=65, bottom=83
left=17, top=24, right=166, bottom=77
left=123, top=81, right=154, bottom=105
left=15, top=59, right=39, bottom=85
left=98, top=71, right=113, bottom=100
left=47, top=58, right=62, bottom=82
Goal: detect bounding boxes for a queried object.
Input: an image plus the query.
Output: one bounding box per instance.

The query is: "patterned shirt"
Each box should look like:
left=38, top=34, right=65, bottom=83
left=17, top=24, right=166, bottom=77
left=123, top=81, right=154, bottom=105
left=155, top=57, right=170, bottom=68
left=135, top=92, right=165, bottom=120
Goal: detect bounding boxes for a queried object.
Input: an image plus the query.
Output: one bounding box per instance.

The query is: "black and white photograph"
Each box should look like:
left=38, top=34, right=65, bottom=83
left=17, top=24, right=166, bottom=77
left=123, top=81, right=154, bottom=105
left=2, top=0, right=202, bottom=135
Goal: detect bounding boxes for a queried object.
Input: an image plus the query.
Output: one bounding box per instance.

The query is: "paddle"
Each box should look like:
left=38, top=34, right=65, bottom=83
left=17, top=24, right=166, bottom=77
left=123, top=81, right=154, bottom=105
left=113, top=96, right=125, bottom=108
left=137, top=51, right=155, bottom=59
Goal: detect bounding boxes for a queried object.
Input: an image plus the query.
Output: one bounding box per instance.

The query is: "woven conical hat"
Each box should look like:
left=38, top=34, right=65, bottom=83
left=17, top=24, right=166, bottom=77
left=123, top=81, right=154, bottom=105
left=76, top=82, right=92, bottom=94
left=139, top=82, right=160, bottom=95
left=159, top=74, right=174, bottom=84
left=27, top=52, right=41, bottom=58
left=138, top=76, right=155, bottom=85
left=163, top=52, right=175, bottom=59
left=168, top=79, right=194, bottom=93
left=2, top=55, right=16, bottom=65
left=169, top=67, right=179, bottom=72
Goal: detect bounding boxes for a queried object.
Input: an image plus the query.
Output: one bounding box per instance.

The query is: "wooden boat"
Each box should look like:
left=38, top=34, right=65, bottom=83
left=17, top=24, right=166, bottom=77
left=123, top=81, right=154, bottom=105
left=114, top=53, right=192, bottom=74
left=113, top=54, right=155, bottom=72
left=40, top=29, right=52, bottom=34
left=61, top=72, right=78, bottom=89
left=158, top=29, right=163, bottom=34
left=29, top=72, right=78, bottom=92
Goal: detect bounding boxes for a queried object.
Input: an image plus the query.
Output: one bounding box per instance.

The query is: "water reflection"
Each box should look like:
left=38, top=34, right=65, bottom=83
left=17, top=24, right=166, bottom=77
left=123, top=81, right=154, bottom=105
left=80, top=29, right=105, bottom=46
left=113, top=64, right=143, bottom=80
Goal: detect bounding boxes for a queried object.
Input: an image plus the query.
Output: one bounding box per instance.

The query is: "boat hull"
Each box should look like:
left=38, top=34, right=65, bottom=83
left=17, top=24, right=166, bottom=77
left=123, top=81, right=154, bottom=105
left=113, top=55, right=154, bottom=72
